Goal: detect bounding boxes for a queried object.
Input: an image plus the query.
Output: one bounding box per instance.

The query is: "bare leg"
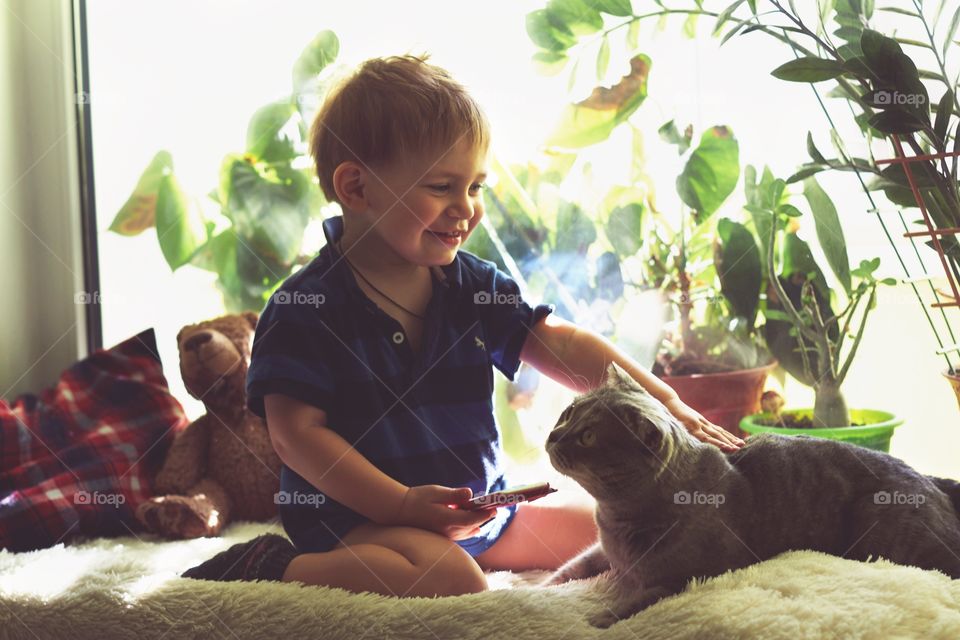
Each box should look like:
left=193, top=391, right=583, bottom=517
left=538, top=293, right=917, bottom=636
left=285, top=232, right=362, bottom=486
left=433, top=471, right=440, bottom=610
left=474, top=499, right=600, bottom=571
left=281, top=522, right=488, bottom=597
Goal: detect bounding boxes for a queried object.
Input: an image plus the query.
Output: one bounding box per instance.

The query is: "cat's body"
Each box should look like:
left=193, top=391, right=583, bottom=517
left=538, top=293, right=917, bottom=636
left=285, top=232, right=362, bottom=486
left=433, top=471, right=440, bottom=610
left=545, top=363, right=960, bottom=628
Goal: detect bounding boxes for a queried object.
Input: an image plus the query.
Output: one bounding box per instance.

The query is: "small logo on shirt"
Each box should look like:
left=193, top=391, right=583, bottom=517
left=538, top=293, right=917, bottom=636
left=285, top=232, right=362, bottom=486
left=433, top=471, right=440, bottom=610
left=475, top=336, right=486, bottom=351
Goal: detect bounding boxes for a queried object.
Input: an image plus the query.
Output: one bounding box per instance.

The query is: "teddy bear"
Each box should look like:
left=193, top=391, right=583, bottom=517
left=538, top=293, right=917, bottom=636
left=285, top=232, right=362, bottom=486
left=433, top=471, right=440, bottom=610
left=136, top=311, right=282, bottom=539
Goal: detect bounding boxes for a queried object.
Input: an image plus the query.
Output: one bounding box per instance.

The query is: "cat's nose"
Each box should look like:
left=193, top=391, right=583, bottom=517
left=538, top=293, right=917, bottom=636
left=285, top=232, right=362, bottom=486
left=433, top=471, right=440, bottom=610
left=547, top=429, right=563, bottom=445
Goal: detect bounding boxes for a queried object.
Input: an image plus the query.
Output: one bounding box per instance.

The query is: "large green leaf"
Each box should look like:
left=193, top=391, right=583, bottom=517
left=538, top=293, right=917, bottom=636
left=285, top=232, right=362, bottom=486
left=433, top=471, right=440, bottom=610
left=771, top=57, right=847, bottom=82
left=934, top=89, right=954, bottom=145
left=878, top=160, right=940, bottom=189
left=155, top=173, right=205, bottom=271
left=593, top=0, right=632, bottom=16
left=221, top=156, right=313, bottom=266
left=803, top=176, right=851, bottom=295
left=527, top=9, right=576, bottom=52
left=546, top=0, right=603, bottom=36
left=782, top=231, right=831, bottom=301
left=676, top=126, right=740, bottom=223
left=605, top=202, right=644, bottom=257
left=109, top=151, right=173, bottom=236
left=246, top=102, right=302, bottom=164
left=596, top=251, right=624, bottom=299
left=546, top=55, right=650, bottom=148
left=235, top=235, right=290, bottom=311
left=292, top=30, right=339, bottom=91
left=867, top=108, right=927, bottom=134
left=833, top=0, right=873, bottom=50
left=860, top=29, right=928, bottom=119
left=555, top=201, right=596, bottom=254
left=715, top=218, right=762, bottom=326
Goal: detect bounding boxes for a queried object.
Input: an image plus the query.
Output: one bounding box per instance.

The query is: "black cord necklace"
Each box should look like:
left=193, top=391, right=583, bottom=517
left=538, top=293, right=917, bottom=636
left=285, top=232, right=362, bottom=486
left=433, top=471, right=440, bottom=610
left=337, top=239, right=426, bottom=320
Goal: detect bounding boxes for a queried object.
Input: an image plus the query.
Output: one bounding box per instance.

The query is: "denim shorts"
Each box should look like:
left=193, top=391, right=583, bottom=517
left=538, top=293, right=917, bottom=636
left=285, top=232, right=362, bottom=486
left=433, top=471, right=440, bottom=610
left=280, top=502, right=519, bottom=557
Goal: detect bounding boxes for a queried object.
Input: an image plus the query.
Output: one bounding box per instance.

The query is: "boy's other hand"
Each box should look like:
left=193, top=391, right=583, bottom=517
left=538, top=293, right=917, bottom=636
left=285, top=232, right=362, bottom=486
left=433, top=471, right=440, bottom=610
left=389, top=485, right=498, bottom=541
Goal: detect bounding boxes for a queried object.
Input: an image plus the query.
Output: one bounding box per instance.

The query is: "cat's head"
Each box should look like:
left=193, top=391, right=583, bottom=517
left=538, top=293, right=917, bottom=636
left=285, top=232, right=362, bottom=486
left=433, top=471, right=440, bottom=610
left=545, top=362, right=694, bottom=497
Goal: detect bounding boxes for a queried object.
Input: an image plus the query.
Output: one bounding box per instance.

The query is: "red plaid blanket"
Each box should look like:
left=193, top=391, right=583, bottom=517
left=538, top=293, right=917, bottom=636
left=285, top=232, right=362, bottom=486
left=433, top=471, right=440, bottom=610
left=0, top=328, right=188, bottom=552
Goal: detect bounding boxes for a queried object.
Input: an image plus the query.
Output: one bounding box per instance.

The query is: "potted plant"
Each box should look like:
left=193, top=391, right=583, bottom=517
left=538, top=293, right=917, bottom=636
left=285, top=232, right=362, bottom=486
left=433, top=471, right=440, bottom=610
left=645, top=120, right=776, bottom=434
left=107, top=30, right=339, bottom=312
left=736, top=164, right=903, bottom=451
left=694, top=2, right=960, bottom=416
left=524, top=6, right=778, bottom=433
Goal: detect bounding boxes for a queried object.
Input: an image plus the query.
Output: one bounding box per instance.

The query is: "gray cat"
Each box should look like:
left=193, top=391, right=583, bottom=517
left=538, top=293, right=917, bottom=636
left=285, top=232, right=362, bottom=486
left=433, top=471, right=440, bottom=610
left=544, top=362, right=960, bottom=629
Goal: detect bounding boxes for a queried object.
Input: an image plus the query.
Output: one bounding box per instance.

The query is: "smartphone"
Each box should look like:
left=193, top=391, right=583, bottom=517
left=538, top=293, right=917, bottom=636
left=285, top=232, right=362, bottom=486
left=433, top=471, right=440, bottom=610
left=458, top=482, right=557, bottom=511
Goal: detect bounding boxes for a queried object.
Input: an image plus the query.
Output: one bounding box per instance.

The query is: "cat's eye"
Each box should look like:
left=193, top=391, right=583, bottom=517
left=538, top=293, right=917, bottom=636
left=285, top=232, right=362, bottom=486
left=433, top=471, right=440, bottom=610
left=578, top=429, right=596, bottom=447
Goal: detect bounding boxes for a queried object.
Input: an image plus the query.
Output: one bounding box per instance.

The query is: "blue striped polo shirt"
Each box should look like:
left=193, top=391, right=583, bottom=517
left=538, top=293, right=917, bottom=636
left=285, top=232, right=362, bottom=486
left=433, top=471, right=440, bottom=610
left=246, top=215, right=555, bottom=555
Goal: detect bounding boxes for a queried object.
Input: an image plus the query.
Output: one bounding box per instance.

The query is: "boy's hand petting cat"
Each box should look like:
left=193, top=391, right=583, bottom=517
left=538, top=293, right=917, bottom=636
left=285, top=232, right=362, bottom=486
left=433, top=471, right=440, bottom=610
left=662, top=397, right=745, bottom=452
left=389, top=485, right=497, bottom=541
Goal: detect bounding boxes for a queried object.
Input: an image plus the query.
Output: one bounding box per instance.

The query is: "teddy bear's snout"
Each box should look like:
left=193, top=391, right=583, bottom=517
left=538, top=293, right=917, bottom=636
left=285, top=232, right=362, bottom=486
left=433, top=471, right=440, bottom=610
left=183, top=331, right=212, bottom=351
left=180, top=329, right=243, bottom=382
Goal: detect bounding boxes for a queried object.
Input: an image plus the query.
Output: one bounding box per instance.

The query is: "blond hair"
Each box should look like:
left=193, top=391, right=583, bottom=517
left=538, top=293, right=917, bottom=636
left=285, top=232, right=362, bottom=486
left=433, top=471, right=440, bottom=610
left=308, top=54, right=490, bottom=204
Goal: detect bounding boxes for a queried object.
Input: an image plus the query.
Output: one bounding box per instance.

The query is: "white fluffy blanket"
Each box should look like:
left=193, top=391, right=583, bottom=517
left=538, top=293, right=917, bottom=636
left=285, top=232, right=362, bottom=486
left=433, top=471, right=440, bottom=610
left=1, top=521, right=958, bottom=640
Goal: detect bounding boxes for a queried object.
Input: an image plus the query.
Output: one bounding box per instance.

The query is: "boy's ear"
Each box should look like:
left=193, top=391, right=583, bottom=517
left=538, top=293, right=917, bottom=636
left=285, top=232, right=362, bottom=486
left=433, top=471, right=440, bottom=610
left=332, top=161, right=367, bottom=210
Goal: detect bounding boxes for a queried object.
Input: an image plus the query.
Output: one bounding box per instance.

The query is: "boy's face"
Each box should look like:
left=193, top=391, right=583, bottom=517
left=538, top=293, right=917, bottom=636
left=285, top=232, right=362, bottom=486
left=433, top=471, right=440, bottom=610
left=355, top=137, right=488, bottom=267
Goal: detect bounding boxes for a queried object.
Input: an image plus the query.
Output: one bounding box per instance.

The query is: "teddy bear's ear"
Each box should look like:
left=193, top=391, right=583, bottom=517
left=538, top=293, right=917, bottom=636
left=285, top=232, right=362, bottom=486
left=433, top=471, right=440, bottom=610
left=242, top=311, right=258, bottom=330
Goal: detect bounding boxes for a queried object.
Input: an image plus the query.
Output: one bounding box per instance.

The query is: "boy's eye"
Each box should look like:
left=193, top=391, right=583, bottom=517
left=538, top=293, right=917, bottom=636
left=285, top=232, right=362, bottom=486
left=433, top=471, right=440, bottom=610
left=427, top=183, right=486, bottom=194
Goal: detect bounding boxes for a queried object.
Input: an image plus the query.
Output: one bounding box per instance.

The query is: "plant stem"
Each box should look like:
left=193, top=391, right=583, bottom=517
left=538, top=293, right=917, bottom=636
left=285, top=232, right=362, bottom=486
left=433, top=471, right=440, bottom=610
left=767, top=0, right=840, bottom=59
left=837, top=286, right=876, bottom=385
left=812, top=382, right=850, bottom=427
left=765, top=213, right=816, bottom=381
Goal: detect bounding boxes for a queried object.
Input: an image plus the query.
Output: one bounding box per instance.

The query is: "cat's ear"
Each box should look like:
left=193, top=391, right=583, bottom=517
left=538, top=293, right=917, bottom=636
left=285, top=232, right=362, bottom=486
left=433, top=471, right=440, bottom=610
left=604, top=362, right=644, bottom=392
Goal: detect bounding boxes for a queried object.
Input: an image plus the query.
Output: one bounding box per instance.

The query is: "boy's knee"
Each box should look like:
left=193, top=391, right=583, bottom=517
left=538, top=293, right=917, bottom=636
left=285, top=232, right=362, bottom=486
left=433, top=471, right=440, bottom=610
left=414, top=538, right=488, bottom=596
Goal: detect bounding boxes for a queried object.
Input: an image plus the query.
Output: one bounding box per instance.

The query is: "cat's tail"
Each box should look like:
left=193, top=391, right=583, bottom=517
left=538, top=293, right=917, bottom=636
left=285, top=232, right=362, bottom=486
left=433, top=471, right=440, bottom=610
left=931, top=476, right=960, bottom=515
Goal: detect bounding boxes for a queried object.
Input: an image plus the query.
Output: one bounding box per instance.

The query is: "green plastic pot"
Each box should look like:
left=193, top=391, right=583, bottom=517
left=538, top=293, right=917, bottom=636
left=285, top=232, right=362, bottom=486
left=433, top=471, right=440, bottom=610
left=739, top=409, right=904, bottom=453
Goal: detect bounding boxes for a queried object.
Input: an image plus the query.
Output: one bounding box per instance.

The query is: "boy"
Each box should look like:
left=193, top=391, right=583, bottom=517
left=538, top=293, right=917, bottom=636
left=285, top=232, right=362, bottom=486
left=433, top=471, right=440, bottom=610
left=182, top=54, right=743, bottom=597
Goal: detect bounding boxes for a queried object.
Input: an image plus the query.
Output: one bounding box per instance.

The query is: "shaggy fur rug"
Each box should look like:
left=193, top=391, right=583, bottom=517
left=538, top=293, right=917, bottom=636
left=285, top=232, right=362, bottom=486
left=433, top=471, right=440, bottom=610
left=1, top=521, right=958, bottom=640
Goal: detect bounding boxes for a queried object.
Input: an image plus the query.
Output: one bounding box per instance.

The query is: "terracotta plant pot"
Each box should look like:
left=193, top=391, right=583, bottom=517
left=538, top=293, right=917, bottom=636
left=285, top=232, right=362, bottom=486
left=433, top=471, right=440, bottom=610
left=739, top=409, right=903, bottom=453
left=943, top=370, right=960, bottom=412
left=660, top=362, right=777, bottom=438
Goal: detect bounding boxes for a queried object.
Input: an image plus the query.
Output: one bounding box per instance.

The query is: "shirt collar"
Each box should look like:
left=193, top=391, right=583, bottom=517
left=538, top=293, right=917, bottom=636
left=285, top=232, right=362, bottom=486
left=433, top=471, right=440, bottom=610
left=321, top=215, right=462, bottom=291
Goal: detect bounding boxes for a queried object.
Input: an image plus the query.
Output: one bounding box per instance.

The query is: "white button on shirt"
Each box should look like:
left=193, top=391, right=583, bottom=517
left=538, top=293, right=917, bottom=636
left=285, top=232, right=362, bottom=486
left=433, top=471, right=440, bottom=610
left=392, top=331, right=405, bottom=344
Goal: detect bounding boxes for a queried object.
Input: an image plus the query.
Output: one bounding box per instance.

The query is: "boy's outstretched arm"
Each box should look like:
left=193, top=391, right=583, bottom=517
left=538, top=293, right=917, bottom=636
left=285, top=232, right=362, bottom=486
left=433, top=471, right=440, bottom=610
left=519, top=314, right=744, bottom=451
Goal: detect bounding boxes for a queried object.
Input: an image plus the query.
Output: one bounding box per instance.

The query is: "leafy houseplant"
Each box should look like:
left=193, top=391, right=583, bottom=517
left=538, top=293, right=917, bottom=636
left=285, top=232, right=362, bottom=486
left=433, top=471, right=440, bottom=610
left=641, top=121, right=778, bottom=432
left=736, top=165, right=903, bottom=450
left=649, top=120, right=771, bottom=376
left=697, top=1, right=960, bottom=409
left=108, top=30, right=339, bottom=312
left=524, top=1, right=778, bottom=431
